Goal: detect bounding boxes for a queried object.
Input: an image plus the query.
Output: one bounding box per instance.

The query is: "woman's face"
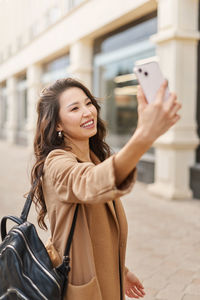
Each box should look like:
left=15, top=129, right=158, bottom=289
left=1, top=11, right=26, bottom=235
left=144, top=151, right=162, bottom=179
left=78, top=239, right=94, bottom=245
left=57, top=87, right=98, bottom=141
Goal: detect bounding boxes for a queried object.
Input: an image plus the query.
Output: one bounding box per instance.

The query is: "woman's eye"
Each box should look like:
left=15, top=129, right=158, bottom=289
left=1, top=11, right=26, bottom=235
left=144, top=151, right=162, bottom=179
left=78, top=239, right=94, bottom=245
left=71, top=107, right=78, bottom=111
left=87, top=101, right=92, bottom=105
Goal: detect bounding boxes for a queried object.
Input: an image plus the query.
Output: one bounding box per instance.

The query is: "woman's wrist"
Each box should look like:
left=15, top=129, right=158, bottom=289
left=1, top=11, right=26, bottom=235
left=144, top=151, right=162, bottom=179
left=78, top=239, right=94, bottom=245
left=131, top=127, right=154, bottom=150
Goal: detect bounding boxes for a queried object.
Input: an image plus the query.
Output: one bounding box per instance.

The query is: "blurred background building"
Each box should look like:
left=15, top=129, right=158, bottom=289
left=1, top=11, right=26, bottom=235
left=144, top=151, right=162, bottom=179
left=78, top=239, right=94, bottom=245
left=0, top=0, right=199, bottom=200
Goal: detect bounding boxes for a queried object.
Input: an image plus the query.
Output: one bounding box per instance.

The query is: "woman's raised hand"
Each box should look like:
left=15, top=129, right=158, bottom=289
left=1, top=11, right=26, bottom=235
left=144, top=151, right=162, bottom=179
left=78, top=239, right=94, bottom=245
left=136, top=80, right=182, bottom=145
left=114, top=80, right=182, bottom=188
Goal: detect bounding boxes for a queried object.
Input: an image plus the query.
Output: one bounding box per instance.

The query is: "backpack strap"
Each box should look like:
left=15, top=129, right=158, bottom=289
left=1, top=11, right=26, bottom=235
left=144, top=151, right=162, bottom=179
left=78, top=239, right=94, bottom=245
left=20, top=193, right=33, bottom=222
left=1, top=216, right=24, bottom=241
left=56, top=204, right=79, bottom=298
left=20, top=179, right=38, bottom=222
left=56, top=204, right=79, bottom=274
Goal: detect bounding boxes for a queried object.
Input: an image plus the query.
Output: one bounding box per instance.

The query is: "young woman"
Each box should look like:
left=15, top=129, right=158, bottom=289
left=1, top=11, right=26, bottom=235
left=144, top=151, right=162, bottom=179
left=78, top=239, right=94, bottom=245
left=31, top=77, right=181, bottom=300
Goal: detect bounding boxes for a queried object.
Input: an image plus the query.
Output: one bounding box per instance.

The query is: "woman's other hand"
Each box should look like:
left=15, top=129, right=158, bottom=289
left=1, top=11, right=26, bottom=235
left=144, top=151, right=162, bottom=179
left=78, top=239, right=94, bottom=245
left=136, top=80, right=182, bottom=145
left=125, top=271, right=145, bottom=298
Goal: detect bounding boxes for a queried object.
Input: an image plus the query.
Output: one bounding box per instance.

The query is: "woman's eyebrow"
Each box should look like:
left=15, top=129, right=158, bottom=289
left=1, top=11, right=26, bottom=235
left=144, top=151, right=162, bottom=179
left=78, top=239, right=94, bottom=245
left=67, top=97, right=89, bottom=108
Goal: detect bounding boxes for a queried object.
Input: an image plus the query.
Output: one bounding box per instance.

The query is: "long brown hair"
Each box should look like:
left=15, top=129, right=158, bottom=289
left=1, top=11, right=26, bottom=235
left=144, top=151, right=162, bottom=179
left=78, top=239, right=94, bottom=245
left=31, top=77, right=111, bottom=230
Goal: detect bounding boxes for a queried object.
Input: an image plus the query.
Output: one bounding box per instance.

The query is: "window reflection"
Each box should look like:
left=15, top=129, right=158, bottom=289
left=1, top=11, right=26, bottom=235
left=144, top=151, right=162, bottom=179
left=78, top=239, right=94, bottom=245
left=105, top=75, right=138, bottom=134
left=100, top=55, right=140, bottom=146
left=114, top=73, right=138, bottom=134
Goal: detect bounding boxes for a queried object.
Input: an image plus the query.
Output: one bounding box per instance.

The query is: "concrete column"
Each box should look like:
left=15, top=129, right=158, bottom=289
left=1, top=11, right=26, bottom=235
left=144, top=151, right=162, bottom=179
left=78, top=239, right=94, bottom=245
left=5, top=77, right=18, bottom=143
left=67, top=39, right=93, bottom=90
left=148, top=0, right=200, bottom=199
left=26, top=64, right=42, bottom=148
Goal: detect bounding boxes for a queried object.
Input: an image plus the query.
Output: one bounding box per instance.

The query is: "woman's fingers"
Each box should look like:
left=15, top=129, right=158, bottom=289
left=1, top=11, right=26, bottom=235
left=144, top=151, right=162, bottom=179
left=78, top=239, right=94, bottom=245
left=126, top=288, right=139, bottom=298
left=156, top=88, right=181, bottom=123
left=126, top=285, right=145, bottom=298
left=165, top=92, right=178, bottom=110
left=136, top=80, right=181, bottom=142
left=163, top=92, right=181, bottom=121
left=131, top=286, right=145, bottom=297
left=168, top=101, right=182, bottom=118
left=155, top=79, right=168, bottom=104
left=171, top=113, right=181, bottom=125
left=136, top=280, right=145, bottom=290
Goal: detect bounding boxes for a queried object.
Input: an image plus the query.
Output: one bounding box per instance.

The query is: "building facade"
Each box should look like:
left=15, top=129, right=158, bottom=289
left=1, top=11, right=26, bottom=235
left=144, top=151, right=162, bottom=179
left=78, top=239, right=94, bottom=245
left=0, top=0, right=199, bottom=199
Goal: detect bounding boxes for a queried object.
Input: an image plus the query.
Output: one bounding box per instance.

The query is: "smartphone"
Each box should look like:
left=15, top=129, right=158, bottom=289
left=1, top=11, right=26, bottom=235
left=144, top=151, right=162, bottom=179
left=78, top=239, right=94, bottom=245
left=134, top=61, right=170, bottom=103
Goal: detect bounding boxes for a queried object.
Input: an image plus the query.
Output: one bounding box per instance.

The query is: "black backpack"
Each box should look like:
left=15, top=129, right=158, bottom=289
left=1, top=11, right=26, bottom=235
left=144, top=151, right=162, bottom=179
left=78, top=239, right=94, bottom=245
left=0, top=192, right=79, bottom=300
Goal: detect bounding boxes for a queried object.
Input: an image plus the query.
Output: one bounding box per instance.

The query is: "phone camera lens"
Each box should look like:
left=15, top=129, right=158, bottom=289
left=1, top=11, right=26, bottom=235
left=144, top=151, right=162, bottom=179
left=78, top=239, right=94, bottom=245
left=144, top=71, right=148, bottom=76
left=138, top=68, right=142, bottom=73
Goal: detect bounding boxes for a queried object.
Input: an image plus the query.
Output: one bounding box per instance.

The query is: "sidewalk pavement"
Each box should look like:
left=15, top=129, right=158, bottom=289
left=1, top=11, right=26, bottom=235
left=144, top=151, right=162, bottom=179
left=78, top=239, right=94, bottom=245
left=0, top=140, right=200, bottom=300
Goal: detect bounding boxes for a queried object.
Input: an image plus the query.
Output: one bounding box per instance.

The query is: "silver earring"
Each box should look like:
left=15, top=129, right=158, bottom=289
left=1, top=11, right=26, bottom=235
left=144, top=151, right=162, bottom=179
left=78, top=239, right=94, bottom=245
left=58, top=131, right=63, bottom=138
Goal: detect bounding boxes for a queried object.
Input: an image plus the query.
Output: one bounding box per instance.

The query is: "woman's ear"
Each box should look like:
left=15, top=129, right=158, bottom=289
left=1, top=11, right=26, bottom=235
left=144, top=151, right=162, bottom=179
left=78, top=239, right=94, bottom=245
left=56, top=123, right=63, bottom=132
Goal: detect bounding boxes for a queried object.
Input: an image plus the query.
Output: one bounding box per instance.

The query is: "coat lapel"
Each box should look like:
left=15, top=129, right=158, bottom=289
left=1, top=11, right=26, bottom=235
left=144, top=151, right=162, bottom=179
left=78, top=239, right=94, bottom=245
left=106, top=201, right=119, bottom=231
left=90, top=152, right=127, bottom=241
left=69, top=145, right=120, bottom=232
left=90, top=151, right=120, bottom=231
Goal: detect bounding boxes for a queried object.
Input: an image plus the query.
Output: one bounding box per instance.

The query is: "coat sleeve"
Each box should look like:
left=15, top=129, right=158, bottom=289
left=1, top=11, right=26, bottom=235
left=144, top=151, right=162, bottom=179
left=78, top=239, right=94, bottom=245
left=44, top=149, right=137, bottom=204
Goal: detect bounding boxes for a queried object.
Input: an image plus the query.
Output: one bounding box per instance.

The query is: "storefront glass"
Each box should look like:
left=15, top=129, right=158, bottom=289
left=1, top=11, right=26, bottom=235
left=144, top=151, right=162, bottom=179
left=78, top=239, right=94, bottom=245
left=93, top=16, right=157, bottom=151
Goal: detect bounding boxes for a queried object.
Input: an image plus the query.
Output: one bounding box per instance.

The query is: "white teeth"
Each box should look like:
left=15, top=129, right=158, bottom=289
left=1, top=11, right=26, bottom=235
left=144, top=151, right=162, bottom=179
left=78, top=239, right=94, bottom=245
left=81, top=120, right=94, bottom=127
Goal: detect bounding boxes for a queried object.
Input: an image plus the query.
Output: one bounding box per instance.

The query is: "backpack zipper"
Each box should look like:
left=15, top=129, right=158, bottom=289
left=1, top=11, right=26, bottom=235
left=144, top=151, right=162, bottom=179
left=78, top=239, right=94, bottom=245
left=1, top=244, right=48, bottom=300
left=12, top=228, right=61, bottom=293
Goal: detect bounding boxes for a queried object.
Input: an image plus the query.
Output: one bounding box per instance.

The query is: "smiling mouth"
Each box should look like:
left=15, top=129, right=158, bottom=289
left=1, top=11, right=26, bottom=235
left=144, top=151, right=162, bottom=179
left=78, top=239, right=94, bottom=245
left=80, top=119, right=94, bottom=128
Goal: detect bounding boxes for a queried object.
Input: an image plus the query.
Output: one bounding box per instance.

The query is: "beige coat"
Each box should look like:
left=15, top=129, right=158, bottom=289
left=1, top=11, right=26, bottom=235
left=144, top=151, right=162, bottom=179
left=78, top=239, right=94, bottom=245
left=43, top=145, right=137, bottom=300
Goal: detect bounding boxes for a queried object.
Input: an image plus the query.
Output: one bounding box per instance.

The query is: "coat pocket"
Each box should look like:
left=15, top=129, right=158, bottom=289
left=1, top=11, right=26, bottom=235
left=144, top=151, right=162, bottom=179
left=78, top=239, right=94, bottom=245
left=65, top=276, right=102, bottom=300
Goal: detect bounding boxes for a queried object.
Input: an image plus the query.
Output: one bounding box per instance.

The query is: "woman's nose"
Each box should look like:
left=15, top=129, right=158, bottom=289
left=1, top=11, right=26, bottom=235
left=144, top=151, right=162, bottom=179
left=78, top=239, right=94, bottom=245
left=82, top=106, right=92, bottom=116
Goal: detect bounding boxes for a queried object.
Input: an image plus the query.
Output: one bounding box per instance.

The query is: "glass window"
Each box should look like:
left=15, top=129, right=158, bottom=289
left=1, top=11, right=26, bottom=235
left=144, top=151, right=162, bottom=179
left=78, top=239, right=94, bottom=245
left=93, top=16, right=157, bottom=150
left=42, top=54, right=70, bottom=85
left=70, top=0, right=85, bottom=9
left=16, top=75, right=28, bottom=145
left=0, top=85, right=7, bottom=139
left=23, top=89, right=28, bottom=121
left=100, top=18, right=157, bottom=54
left=0, top=86, right=8, bottom=128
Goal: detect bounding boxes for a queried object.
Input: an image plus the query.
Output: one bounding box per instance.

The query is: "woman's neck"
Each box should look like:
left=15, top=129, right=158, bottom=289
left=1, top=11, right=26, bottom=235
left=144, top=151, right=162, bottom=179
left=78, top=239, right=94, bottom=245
left=64, top=137, right=91, bottom=161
